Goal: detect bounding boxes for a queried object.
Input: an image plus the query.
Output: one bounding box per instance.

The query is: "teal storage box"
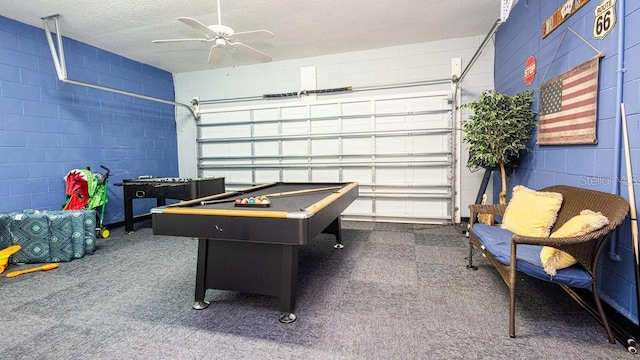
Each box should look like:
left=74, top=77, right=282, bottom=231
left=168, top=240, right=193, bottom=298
left=10, top=212, right=51, bottom=264
left=0, top=213, right=12, bottom=250
left=0, top=209, right=96, bottom=264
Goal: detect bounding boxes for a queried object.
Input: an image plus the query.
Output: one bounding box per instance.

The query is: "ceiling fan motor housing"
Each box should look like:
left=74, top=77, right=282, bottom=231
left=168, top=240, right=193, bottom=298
left=209, top=24, right=234, bottom=37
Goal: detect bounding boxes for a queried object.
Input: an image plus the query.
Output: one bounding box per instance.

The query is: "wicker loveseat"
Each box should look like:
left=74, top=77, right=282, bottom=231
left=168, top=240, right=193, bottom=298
left=467, top=185, right=630, bottom=343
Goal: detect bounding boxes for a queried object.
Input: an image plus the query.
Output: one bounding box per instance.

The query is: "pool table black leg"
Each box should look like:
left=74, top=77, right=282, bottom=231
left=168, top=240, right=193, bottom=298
left=322, top=217, right=344, bottom=249
left=192, top=238, right=210, bottom=310
left=278, top=245, right=299, bottom=323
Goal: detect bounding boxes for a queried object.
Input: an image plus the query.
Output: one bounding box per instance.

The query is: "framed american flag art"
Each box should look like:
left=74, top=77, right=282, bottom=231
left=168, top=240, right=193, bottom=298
left=537, top=57, right=600, bottom=145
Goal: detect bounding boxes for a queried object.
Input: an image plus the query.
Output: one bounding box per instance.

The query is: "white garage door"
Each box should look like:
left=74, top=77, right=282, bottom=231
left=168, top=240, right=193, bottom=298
left=197, top=90, right=454, bottom=224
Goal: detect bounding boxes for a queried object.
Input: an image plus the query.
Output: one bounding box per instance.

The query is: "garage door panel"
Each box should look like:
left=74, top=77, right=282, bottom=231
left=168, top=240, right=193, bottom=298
left=281, top=140, right=307, bottom=154
left=376, top=198, right=449, bottom=218
left=254, top=141, right=280, bottom=156
left=281, top=106, right=307, bottom=119
left=311, top=169, right=340, bottom=182
left=213, top=169, right=253, bottom=184
left=197, top=91, right=453, bottom=224
left=255, top=170, right=281, bottom=184
left=281, top=121, right=308, bottom=136
left=375, top=167, right=448, bottom=186
left=282, top=169, right=309, bottom=182
left=310, top=103, right=340, bottom=117
left=311, top=118, right=340, bottom=133
left=342, top=101, right=371, bottom=116
left=201, top=143, right=252, bottom=157
left=311, top=139, right=339, bottom=155
left=377, top=137, right=448, bottom=155
left=343, top=118, right=371, bottom=132
left=342, top=168, right=372, bottom=184
left=343, top=138, right=372, bottom=154
left=201, top=123, right=252, bottom=139
left=254, top=122, right=280, bottom=136
left=253, top=108, right=279, bottom=120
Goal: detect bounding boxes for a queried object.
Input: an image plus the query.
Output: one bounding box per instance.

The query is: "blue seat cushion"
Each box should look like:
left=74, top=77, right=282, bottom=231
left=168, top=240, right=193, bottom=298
left=472, top=224, right=592, bottom=289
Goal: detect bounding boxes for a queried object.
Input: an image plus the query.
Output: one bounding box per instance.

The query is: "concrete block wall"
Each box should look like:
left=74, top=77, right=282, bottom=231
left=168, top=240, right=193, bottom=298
left=0, top=16, right=178, bottom=224
left=494, top=0, right=640, bottom=324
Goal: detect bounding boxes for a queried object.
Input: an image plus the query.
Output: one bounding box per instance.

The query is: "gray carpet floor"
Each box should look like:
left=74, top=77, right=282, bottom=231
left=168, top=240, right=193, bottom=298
left=0, top=220, right=633, bottom=359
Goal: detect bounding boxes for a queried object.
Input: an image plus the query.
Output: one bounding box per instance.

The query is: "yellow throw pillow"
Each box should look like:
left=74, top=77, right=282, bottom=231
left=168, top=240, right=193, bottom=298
left=501, top=185, right=563, bottom=237
left=540, top=210, right=610, bottom=276
left=540, top=246, right=577, bottom=277
left=549, top=209, right=609, bottom=238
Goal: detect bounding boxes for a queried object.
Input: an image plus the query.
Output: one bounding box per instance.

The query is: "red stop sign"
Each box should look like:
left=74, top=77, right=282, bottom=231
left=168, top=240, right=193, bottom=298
left=524, top=56, right=536, bottom=86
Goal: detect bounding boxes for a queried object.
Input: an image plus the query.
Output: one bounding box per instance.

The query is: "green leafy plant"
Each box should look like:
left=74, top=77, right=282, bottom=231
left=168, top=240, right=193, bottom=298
left=461, top=89, right=536, bottom=204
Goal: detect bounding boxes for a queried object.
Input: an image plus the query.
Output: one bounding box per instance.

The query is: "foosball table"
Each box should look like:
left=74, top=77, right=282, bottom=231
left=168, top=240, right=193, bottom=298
left=116, top=176, right=225, bottom=233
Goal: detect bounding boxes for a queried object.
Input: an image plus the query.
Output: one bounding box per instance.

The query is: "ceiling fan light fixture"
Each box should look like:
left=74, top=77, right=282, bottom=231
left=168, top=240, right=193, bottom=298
left=152, top=0, right=273, bottom=65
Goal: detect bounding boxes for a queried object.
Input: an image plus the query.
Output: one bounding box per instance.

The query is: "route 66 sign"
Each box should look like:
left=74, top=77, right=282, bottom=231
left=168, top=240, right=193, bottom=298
left=593, top=0, right=616, bottom=39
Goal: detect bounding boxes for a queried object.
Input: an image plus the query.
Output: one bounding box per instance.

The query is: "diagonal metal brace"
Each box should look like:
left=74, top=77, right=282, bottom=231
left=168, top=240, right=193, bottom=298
left=40, top=14, right=200, bottom=120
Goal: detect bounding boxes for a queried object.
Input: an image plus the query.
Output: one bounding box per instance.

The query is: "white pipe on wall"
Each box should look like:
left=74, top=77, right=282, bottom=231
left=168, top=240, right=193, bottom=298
left=610, top=0, right=627, bottom=262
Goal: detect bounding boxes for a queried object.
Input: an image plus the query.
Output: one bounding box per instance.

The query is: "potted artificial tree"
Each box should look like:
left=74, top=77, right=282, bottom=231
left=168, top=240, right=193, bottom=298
left=461, top=89, right=536, bottom=204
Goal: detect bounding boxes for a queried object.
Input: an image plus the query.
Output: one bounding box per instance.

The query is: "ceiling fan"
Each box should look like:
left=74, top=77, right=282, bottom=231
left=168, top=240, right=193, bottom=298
left=152, top=0, right=273, bottom=65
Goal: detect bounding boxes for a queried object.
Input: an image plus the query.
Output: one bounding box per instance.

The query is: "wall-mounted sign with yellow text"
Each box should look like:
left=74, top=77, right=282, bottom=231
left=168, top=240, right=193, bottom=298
left=593, top=0, right=617, bottom=39
left=542, top=0, right=590, bottom=38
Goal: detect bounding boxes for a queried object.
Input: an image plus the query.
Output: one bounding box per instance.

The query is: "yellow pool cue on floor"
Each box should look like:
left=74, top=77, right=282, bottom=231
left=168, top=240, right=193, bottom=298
left=5, top=263, right=59, bottom=278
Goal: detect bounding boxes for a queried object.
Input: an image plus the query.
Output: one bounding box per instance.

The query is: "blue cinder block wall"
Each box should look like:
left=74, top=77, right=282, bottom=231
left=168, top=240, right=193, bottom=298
left=0, top=16, right=178, bottom=224
left=494, top=1, right=639, bottom=324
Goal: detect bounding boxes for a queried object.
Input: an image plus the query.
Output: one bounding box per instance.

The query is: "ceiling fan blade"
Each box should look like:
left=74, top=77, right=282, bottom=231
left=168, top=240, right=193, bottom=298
left=232, top=42, right=272, bottom=63
left=178, top=17, right=217, bottom=38
left=233, top=29, right=274, bottom=39
left=208, top=46, right=226, bottom=65
left=152, top=38, right=210, bottom=44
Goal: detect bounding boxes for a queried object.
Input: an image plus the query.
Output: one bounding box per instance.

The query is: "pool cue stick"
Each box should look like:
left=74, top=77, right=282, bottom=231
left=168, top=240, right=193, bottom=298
left=200, top=186, right=342, bottom=205
left=263, top=186, right=342, bottom=198
left=622, top=103, right=640, bottom=347
left=200, top=198, right=239, bottom=205
left=622, top=103, right=639, bottom=264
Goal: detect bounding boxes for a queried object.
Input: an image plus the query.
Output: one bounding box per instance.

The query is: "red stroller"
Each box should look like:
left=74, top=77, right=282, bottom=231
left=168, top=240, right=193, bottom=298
left=63, top=165, right=111, bottom=238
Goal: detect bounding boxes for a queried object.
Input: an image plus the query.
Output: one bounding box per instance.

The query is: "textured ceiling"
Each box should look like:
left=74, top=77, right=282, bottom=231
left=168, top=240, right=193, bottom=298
left=0, top=0, right=507, bottom=73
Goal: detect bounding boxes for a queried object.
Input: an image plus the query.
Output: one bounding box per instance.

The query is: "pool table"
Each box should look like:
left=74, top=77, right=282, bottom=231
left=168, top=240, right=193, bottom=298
left=151, top=181, right=358, bottom=323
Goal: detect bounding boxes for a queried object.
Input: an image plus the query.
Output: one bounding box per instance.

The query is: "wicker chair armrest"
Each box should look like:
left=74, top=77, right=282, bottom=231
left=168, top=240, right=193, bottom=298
left=468, top=203, right=508, bottom=217
left=511, top=231, right=602, bottom=247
